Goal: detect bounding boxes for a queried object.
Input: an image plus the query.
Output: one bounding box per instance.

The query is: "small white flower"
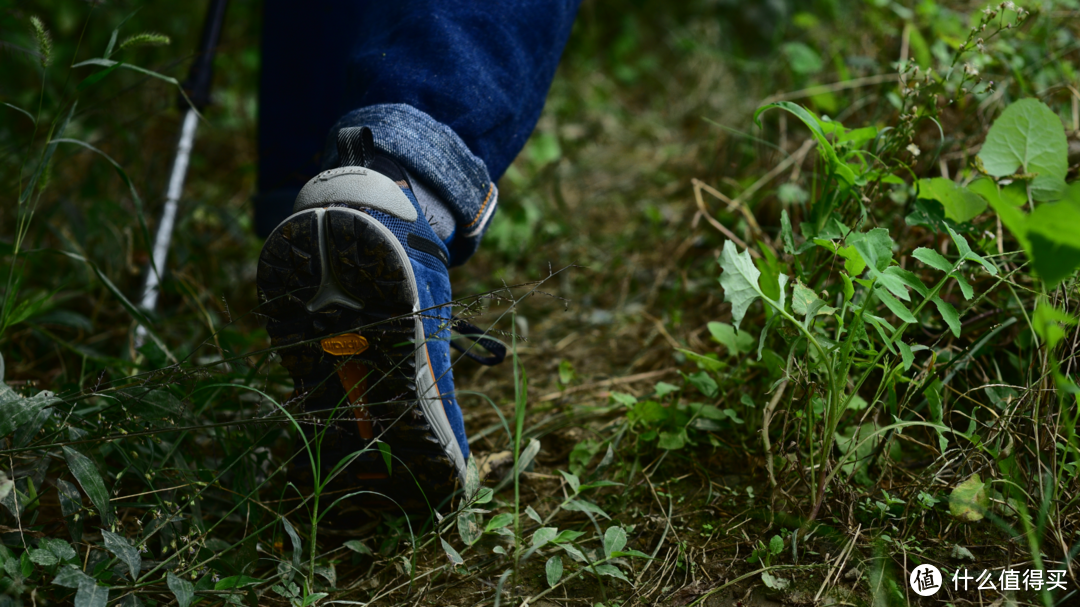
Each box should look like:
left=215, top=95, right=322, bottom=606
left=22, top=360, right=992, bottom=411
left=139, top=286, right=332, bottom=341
left=964, top=63, right=979, bottom=77
left=907, top=144, right=922, bottom=157
left=1004, top=1, right=1015, bottom=10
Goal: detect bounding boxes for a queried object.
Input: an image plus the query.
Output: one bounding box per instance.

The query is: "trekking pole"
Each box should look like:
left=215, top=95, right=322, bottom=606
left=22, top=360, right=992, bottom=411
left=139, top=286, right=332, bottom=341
left=135, top=0, right=228, bottom=348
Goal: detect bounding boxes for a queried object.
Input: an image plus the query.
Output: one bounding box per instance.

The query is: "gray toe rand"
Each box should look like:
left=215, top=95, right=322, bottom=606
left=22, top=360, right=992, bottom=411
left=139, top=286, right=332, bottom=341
left=293, top=167, right=418, bottom=222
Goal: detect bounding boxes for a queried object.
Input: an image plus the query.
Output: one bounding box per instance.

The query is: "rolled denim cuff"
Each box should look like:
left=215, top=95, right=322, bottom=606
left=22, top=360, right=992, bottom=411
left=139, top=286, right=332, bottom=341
left=323, top=104, right=498, bottom=267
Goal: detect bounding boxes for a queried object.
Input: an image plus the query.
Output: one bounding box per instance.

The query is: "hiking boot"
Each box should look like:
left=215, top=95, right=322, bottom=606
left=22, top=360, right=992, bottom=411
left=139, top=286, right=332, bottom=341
left=256, top=127, right=474, bottom=513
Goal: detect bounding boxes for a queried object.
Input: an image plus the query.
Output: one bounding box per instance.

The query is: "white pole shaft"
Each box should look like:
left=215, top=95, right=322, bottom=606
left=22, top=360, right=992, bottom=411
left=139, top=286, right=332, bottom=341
left=135, top=108, right=199, bottom=346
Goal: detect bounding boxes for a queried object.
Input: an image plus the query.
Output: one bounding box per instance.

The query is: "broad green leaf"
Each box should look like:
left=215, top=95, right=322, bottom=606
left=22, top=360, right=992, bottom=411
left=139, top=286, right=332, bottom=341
left=686, top=372, right=718, bottom=399
left=457, top=509, right=481, bottom=547
left=846, top=394, right=868, bottom=411
left=974, top=178, right=1032, bottom=253
left=561, top=544, right=587, bottom=562
left=579, top=480, right=623, bottom=492
left=532, top=527, right=558, bottom=547
left=343, top=540, right=371, bottom=555
left=590, top=563, right=630, bottom=583
left=840, top=272, right=854, bottom=303
left=1033, top=299, right=1077, bottom=349
left=897, top=342, right=914, bottom=371
left=653, top=381, right=679, bottom=397
left=102, top=530, right=141, bottom=580
left=553, top=529, right=586, bottom=544
left=775, top=272, right=789, bottom=312
left=782, top=41, right=824, bottom=74
left=718, top=241, right=763, bottom=330
left=875, top=289, right=916, bottom=324
left=440, top=538, right=464, bottom=565
left=762, top=572, right=791, bottom=590
left=545, top=556, right=563, bottom=587
left=302, top=593, right=329, bottom=606
left=917, top=177, right=987, bottom=223
left=1029, top=234, right=1080, bottom=287
left=780, top=209, right=796, bottom=255
left=167, top=571, right=194, bottom=607
left=56, top=480, right=83, bottom=542
left=464, top=456, right=480, bottom=502
left=792, top=283, right=833, bottom=317
left=62, top=447, right=114, bottom=527
left=708, top=321, right=754, bottom=354
left=76, top=578, right=109, bottom=607
left=214, top=575, right=264, bottom=590
left=613, top=549, right=654, bottom=559
left=769, top=535, right=784, bottom=555
left=603, top=526, right=628, bottom=558
left=678, top=345, right=721, bottom=369
left=850, top=228, right=894, bottom=273
left=281, top=518, right=302, bottom=569
left=525, top=505, right=542, bottom=524
left=836, top=244, right=867, bottom=277
left=952, top=273, right=974, bottom=300
left=485, top=513, right=514, bottom=533
left=1024, top=185, right=1080, bottom=286
left=932, top=297, right=961, bottom=338
left=912, top=248, right=953, bottom=273
left=475, top=487, right=493, bottom=504
left=558, top=470, right=581, bottom=494
left=518, top=437, right=542, bottom=474
left=946, top=226, right=997, bottom=275
left=377, top=441, right=392, bottom=474
left=969, top=176, right=1027, bottom=206
left=558, top=359, right=575, bottom=385
left=978, top=98, right=1067, bottom=201
left=883, top=267, right=929, bottom=297
left=0, top=362, right=60, bottom=437
left=52, top=564, right=92, bottom=588
left=29, top=549, right=58, bottom=566
left=563, top=499, right=610, bottom=519
left=40, top=538, right=76, bottom=563
left=657, top=430, right=687, bottom=450
left=949, top=474, right=989, bottom=522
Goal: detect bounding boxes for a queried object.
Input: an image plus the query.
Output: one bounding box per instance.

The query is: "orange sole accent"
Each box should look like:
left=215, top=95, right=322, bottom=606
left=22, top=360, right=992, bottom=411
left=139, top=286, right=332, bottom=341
left=335, top=360, right=375, bottom=440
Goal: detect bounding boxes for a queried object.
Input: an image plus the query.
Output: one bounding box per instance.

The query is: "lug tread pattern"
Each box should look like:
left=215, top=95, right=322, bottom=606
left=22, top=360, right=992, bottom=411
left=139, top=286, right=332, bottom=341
left=256, top=208, right=457, bottom=512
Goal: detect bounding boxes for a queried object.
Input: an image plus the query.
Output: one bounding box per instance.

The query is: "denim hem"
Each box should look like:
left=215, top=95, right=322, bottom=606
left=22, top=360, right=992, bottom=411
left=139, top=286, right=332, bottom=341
left=322, top=104, right=497, bottom=266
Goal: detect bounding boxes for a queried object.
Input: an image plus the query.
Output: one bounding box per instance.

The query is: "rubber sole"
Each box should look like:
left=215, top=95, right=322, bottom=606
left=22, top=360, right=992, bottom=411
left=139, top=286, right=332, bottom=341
left=256, top=206, right=461, bottom=513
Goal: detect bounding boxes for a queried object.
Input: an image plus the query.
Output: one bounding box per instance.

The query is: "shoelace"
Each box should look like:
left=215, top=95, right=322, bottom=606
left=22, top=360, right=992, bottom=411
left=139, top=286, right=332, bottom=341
left=449, top=317, right=507, bottom=366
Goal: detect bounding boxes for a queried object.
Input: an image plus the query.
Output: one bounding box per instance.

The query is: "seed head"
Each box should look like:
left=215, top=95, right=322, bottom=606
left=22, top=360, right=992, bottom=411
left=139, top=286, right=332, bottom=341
left=28, top=16, right=51, bottom=69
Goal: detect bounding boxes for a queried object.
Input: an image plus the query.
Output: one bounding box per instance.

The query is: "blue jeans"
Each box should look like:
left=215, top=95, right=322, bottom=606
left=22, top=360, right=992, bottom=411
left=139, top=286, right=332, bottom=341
left=256, top=0, right=581, bottom=266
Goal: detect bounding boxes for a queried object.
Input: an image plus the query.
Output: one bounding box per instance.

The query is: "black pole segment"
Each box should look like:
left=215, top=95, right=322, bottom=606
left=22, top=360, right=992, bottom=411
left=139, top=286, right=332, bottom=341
left=180, top=0, right=229, bottom=111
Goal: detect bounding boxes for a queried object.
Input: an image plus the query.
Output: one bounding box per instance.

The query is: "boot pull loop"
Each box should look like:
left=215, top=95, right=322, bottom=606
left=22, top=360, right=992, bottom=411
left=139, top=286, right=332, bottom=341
left=337, top=126, right=377, bottom=168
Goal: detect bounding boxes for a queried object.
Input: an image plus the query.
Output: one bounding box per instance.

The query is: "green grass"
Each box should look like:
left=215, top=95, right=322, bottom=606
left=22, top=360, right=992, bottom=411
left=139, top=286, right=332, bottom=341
left=2, top=0, right=1080, bottom=605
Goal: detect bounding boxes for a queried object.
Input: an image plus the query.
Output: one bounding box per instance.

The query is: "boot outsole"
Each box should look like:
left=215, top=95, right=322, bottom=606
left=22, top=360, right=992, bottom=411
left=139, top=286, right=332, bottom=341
left=257, top=207, right=459, bottom=514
